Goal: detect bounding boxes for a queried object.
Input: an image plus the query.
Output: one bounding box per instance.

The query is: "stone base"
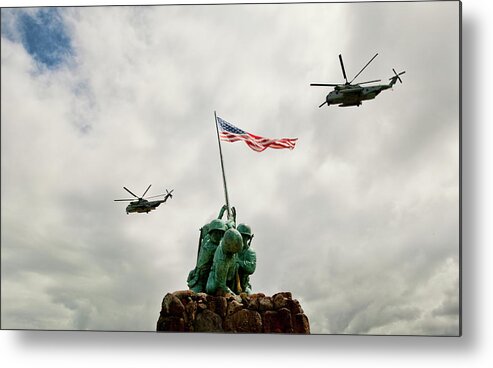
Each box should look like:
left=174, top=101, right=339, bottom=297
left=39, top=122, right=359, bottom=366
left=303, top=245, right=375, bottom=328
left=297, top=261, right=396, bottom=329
left=156, top=290, right=310, bottom=334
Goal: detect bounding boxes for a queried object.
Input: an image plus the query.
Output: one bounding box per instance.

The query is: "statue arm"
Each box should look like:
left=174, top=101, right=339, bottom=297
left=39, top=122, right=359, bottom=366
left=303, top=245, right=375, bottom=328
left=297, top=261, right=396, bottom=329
left=218, top=206, right=236, bottom=228
left=241, top=250, right=256, bottom=275
left=217, top=205, right=227, bottom=219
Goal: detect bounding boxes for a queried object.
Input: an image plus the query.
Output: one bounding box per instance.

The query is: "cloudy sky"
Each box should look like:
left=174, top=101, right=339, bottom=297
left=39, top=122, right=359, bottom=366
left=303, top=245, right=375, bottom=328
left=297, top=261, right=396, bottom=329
left=1, top=1, right=460, bottom=335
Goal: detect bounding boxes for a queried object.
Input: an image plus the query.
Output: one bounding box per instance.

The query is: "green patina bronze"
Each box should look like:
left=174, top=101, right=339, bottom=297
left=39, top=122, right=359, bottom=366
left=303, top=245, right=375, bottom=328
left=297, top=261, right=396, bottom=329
left=206, top=228, right=243, bottom=295
left=187, top=205, right=236, bottom=293
left=187, top=206, right=257, bottom=296
left=231, top=223, right=256, bottom=295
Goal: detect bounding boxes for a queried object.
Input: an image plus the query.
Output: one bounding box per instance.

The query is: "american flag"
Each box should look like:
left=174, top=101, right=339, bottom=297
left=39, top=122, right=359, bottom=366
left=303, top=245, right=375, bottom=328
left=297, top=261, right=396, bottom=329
left=216, top=117, right=298, bottom=152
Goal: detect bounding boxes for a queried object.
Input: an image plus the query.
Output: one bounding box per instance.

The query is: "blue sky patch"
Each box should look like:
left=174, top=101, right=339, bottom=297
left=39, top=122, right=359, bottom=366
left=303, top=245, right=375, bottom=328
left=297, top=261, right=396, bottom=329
left=2, top=8, right=73, bottom=68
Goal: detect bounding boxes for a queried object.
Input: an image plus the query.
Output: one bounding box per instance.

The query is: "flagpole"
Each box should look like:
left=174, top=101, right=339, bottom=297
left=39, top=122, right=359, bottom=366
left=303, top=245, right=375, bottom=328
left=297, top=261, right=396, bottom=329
left=214, top=111, right=230, bottom=219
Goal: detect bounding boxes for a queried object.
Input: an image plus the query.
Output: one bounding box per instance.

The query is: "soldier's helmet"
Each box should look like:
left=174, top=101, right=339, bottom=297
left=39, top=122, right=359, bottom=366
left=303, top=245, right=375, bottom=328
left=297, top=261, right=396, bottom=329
left=237, top=223, right=253, bottom=238
left=208, top=219, right=227, bottom=233
left=221, top=228, right=243, bottom=254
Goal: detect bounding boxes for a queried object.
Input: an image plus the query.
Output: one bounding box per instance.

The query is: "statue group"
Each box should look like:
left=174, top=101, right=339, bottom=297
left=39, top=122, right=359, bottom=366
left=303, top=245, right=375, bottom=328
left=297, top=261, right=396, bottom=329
left=187, top=205, right=256, bottom=296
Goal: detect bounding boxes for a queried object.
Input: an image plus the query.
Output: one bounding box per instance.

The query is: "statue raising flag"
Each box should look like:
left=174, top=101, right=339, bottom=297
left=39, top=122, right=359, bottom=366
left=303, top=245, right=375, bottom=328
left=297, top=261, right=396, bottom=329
left=187, top=112, right=299, bottom=297
left=216, top=116, right=298, bottom=152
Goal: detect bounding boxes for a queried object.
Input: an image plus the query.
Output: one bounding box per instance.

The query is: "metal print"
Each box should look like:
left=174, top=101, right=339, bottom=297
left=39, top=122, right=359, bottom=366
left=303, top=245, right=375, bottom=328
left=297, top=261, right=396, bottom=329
left=0, top=1, right=461, bottom=335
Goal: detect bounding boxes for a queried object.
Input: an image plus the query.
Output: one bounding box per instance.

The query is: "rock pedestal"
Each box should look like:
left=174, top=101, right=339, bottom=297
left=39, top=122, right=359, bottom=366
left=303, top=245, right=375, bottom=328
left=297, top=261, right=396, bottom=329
left=156, top=290, right=310, bottom=334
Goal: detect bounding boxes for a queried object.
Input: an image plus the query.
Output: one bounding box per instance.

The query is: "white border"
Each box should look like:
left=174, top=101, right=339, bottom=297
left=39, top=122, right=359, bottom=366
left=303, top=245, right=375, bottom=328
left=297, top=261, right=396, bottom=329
left=2, top=0, right=492, bottom=367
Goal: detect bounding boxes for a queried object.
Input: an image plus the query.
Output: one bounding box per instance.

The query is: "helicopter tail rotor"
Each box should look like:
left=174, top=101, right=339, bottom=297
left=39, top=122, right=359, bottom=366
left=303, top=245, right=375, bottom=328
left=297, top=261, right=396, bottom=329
left=390, top=68, right=406, bottom=84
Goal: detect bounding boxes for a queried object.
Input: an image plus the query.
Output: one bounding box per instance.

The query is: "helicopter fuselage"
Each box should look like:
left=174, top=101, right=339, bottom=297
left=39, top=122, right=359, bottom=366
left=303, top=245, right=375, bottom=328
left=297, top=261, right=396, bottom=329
left=325, top=83, right=392, bottom=107
left=126, top=199, right=166, bottom=214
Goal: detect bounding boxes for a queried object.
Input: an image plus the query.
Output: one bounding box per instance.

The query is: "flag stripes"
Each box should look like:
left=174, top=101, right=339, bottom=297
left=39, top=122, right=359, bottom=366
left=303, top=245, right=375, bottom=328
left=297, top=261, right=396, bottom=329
left=216, top=117, right=297, bottom=152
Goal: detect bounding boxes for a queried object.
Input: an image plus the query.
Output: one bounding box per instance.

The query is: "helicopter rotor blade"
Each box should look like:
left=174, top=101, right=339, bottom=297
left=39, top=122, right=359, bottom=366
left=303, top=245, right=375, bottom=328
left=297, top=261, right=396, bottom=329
left=114, top=199, right=134, bottom=202
left=146, top=189, right=174, bottom=200
left=146, top=194, right=166, bottom=199
left=350, top=53, right=378, bottom=84
left=357, top=79, right=382, bottom=85
left=141, top=184, right=152, bottom=198
left=123, top=187, right=139, bottom=198
left=339, top=54, right=348, bottom=84
left=310, top=83, right=341, bottom=87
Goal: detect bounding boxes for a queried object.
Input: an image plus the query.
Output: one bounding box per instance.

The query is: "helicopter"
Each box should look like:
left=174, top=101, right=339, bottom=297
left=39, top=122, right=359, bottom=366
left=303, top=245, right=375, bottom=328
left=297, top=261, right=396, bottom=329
left=114, top=185, right=173, bottom=214
left=310, top=53, right=406, bottom=107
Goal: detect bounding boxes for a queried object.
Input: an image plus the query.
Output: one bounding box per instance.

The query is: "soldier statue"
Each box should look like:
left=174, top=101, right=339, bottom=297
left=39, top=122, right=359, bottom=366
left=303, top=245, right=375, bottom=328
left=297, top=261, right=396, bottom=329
left=230, top=223, right=256, bottom=295
left=187, top=205, right=236, bottom=293
left=206, top=228, right=243, bottom=296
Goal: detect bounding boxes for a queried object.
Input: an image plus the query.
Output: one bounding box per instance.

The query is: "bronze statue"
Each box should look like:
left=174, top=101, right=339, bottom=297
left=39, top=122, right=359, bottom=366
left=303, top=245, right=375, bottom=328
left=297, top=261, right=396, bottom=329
left=206, top=228, right=243, bottom=295
left=231, top=223, right=256, bottom=294
left=187, top=205, right=236, bottom=293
